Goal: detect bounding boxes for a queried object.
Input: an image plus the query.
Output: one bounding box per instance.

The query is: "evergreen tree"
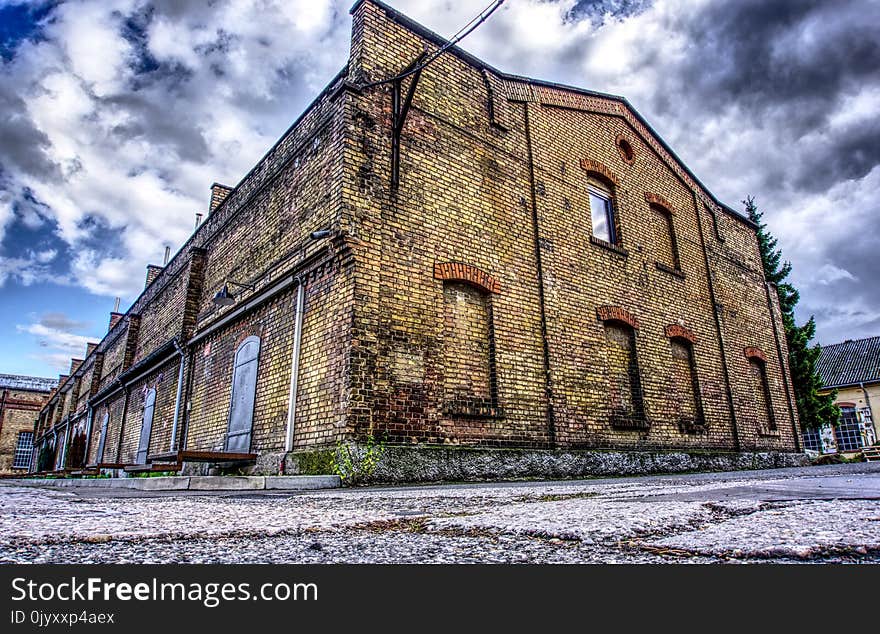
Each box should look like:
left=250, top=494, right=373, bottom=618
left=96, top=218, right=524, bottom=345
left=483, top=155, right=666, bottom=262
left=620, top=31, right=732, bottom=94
left=744, top=196, right=838, bottom=430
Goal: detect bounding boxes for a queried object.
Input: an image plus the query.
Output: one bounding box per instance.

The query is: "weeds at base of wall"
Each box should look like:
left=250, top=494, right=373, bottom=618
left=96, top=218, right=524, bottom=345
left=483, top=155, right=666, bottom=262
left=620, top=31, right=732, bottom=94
left=331, top=435, right=386, bottom=485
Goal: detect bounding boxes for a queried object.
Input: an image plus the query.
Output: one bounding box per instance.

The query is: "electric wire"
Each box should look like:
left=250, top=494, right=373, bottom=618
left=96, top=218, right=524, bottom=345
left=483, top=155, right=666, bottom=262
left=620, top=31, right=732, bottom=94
left=360, top=0, right=506, bottom=88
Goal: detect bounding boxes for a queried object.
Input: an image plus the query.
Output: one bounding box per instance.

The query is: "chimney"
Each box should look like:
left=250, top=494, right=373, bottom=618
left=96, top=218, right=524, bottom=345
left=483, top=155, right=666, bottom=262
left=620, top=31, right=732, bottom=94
left=163, top=246, right=171, bottom=266
left=145, top=264, right=163, bottom=288
left=210, top=183, right=233, bottom=214
left=195, top=213, right=203, bottom=229
left=69, top=358, right=83, bottom=375
left=86, top=342, right=99, bottom=357
left=58, top=374, right=68, bottom=386
left=113, top=297, right=121, bottom=312
left=109, top=312, right=124, bottom=332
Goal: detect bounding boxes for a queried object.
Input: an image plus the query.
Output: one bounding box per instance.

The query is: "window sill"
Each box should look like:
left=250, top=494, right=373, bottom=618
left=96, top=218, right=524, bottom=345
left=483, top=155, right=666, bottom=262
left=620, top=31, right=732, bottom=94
left=609, top=415, right=650, bottom=430
left=443, top=404, right=505, bottom=419
left=655, top=261, right=685, bottom=279
left=590, top=236, right=628, bottom=257
left=679, top=420, right=707, bottom=434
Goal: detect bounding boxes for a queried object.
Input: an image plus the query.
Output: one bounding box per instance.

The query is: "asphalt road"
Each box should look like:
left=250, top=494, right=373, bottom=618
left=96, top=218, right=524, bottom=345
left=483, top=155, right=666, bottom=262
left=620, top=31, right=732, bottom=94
left=2, top=462, right=879, bottom=563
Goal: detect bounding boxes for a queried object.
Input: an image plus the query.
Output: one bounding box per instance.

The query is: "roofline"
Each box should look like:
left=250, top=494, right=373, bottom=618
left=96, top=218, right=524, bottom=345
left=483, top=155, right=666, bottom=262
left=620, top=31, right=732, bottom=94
left=819, top=378, right=880, bottom=391
left=818, top=334, right=880, bottom=350
left=351, top=0, right=754, bottom=228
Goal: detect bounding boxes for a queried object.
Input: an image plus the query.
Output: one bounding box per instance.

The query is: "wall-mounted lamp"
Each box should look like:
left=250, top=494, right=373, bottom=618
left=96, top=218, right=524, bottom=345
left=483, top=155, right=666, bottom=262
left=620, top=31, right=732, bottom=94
left=212, top=280, right=255, bottom=306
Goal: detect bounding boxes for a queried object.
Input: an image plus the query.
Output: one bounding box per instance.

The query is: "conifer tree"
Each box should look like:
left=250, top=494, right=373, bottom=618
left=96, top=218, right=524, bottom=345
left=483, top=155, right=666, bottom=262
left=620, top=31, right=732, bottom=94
left=744, top=196, right=838, bottom=430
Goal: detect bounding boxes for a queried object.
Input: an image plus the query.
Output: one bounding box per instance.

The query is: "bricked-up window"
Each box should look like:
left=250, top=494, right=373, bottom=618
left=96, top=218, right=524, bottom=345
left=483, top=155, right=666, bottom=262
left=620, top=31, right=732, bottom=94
left=13, top=431, right=34, bottom=469
left=588, top=182, right=617, bottom=245
left=652, top=205, right=681, bottom=271
left=443, top=282, right=498, bottom=416
left=670, top=338, right=704, bottom=431
left=604, top=321, right=646, bottom=428
left=748, top=357, right=776, bottom=432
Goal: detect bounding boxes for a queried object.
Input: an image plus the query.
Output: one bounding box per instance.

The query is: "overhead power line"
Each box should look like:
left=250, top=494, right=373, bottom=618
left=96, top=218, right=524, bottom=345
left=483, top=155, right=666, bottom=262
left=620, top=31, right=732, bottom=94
left=361, top=0, right=506, bottom=88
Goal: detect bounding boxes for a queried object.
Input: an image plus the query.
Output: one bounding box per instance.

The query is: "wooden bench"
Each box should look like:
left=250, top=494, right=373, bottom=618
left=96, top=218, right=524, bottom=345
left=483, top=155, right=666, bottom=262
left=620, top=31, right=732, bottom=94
left=147, top=450, right=257, bottom=464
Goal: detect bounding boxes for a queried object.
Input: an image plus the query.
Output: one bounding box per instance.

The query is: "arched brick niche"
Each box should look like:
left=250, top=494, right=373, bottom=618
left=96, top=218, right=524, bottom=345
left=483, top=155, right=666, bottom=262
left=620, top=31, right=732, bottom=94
left=596, top=305, right=639, bottom=329
left=665, top=324, right=696, bottom=344
left=433, top=262, right=501, bottom=294
left=615, top=134, right=636, bottom=165
left=744, top=346, right=767, bottom=362
left=644, top=192, right=675, bottom=213
left=579, top=158, right=619, bottom=186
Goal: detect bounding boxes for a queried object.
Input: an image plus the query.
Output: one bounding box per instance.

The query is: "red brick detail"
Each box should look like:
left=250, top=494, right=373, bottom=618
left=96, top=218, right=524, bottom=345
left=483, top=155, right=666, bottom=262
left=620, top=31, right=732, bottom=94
left=665, top=324, right=697, bottom=344
left=434, top=262, right=501, bottom=294
left=579, top=158, right=619, bottom=185
left=615, top=134, right=635, bottom=165
left=596, top=305, right=639, bottom=329
left=644, top=192, right=675, bottom=213
left=744, top=346, right=767, bottom=362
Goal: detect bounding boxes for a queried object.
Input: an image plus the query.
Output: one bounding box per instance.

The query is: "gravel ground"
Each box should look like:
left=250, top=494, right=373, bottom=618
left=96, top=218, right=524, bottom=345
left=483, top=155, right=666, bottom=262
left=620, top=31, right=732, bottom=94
left=2, top=463, right=879, bottom=564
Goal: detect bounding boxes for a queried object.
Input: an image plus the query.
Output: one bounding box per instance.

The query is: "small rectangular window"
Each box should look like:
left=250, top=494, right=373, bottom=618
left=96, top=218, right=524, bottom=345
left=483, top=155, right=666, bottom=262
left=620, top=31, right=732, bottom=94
left=13, top=431, right=34, bottom=469
left=589, top=186, right=616, bottom=244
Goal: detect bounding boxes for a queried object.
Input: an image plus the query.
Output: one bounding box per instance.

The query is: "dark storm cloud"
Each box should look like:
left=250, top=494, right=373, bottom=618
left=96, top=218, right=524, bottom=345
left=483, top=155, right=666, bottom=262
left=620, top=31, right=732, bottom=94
left=566, top=0, right=650, bottom=24
left=38, top=312, right=89, bottom=333
left=677, top=0, right=880, bottom=111
left=0, top=81, right=59, bottom=179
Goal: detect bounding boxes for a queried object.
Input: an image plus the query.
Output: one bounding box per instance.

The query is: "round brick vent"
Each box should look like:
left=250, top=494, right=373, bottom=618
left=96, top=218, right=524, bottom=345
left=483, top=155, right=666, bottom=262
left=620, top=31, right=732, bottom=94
left=616, top=135, right=635, bottom=164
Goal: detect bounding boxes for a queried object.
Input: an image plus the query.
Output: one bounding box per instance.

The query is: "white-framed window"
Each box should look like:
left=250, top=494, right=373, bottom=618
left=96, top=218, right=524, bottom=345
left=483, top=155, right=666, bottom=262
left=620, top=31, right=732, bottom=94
left=588, top=184, right=616, bottom=244
left=13, top=431, right=34, bottom=469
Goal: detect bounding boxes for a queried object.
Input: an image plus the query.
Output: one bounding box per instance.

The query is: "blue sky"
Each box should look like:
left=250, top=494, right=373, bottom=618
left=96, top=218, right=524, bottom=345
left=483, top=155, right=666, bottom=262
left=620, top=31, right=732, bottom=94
left=1, top=0, right=878, bottom=379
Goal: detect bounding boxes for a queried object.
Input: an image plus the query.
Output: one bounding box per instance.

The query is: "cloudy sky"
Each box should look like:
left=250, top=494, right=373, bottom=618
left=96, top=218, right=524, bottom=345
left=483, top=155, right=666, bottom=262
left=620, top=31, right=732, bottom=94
left=0, top=0, right=878, bottom=377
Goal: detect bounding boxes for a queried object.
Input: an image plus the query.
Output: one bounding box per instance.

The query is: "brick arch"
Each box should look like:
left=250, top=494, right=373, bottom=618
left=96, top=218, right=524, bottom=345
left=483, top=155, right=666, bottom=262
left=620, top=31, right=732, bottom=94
left=644, top=192, right=675, bottom=213
left=434, top=262, right=501, bottom=294
left=596, top=305, right=639, bottom=329
left=744, top=346, right=767, bottom=362
left=665, top=324, right=697, bottom=344
left=579, top=158, right=619, bottom=186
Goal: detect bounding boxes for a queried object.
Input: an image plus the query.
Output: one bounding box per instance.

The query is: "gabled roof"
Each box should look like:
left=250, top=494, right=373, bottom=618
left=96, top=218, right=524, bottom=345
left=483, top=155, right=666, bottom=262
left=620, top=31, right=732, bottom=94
left=0, top=374, right=57, bottom=392
left=352, top=0, right=754, bottom=228
left=817, top=335, right=880, bottom=388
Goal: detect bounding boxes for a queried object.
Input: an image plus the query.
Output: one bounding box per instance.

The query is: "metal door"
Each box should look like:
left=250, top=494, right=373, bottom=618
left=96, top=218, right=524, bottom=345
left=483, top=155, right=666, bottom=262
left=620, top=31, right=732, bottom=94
left=135, top=389, right=156, bottom=464
left=96, top=412, right=109, bottom=463
left=225, top=336, right=260, bottom=452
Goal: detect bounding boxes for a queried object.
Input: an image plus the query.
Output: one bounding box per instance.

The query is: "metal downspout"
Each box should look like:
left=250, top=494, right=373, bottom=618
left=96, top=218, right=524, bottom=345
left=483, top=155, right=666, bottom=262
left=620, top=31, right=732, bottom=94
left=523, top=103, right=557, bottom=449
left=170, top=339, right=186, bottom=452
left=765, top=282, right=801, bottom=451
left=285, top=277, right=306, bottom=453
left=691, top=192, right=741, bottom=451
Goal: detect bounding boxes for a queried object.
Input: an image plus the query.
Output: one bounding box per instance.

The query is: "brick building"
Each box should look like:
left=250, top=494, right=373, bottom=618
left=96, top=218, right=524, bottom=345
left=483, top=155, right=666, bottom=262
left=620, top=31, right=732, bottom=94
left=0, top=374, right=55, bottom=474
left=31, top=0, right=802, bottom=480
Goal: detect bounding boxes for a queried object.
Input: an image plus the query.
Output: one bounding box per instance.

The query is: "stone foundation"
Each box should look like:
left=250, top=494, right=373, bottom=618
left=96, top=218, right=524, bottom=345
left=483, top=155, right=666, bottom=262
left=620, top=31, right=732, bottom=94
left=275, top=443, right=809, bottom=484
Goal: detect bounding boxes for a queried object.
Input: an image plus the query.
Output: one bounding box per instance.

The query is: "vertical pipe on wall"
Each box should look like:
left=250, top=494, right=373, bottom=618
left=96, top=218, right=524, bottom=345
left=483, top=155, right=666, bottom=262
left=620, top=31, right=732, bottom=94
left=170, top=339, right=186, bottom=452
left=691, top=192, right=741, bottom=451
left=285, top=277, right=306, bottom=453
left=764, top=281, right=801, bottom=451
left=523, top=103, right=557, bottom=449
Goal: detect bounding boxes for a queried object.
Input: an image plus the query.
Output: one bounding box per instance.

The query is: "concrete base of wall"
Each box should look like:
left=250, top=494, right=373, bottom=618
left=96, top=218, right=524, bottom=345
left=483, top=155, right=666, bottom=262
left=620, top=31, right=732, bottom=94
left=281, top=444, right=809, bottom=484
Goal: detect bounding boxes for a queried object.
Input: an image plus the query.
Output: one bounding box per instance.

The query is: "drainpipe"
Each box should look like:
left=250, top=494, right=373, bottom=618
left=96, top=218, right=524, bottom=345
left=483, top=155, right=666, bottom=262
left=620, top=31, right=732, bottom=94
left=82, top=406, right=94, bottom=468
left=115, top=383, right=130, bottom=464
left=691, top=192, right=741, bottom=451
left=765, top=282, right=801, bottom=451
left=170, top=339, right=186, bottom=452
left=284, top=277, right=306, bottom=453
left=523, top=103, right=557, bottom=449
